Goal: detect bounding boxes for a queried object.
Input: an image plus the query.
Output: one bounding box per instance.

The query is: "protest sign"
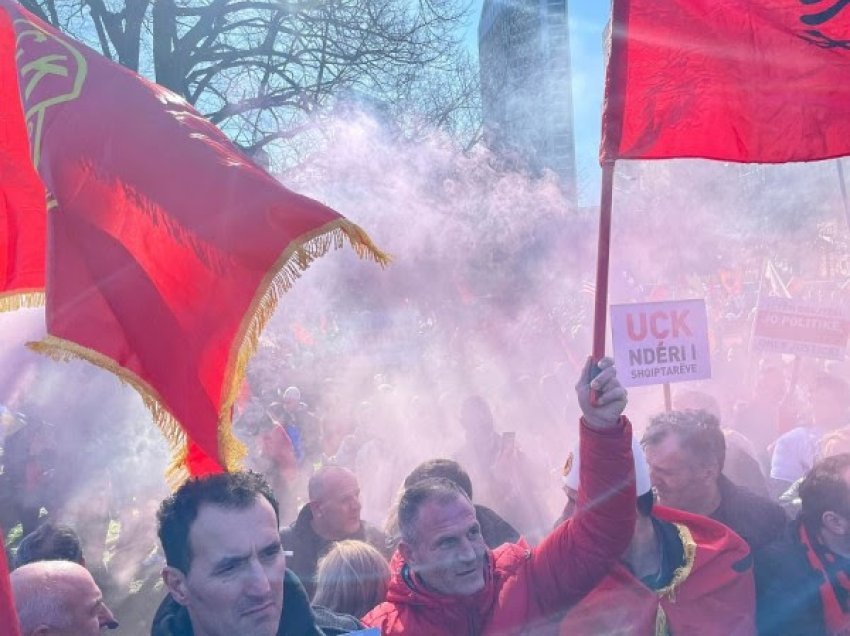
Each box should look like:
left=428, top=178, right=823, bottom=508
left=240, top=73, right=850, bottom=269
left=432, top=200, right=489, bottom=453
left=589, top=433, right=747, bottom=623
left=611, top=299, right=711, bottom=388
left=752, top=297, right=850, bottom=361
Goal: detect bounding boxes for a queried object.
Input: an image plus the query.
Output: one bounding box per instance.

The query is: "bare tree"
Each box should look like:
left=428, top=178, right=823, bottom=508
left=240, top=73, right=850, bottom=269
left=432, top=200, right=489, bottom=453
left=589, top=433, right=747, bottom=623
left=19, top=0, right=481, bottom=163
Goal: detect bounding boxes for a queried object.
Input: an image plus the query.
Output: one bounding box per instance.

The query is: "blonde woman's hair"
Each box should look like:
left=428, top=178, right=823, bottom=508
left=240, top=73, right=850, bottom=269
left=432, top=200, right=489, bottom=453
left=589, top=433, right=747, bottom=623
left=313, top=540, right=391, bottom=618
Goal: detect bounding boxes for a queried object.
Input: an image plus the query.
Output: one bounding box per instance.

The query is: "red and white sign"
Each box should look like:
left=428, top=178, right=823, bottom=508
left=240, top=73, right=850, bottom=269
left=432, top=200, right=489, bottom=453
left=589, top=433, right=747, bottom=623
left=752, top=297, right=850, bottom=360
left=611, top=299, right=711, bottom=387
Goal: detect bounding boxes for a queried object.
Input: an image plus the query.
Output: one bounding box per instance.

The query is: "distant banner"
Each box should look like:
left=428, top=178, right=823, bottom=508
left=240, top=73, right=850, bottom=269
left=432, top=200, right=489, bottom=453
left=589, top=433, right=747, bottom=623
left=752, top=297, right=850, bottom=360
left=611, top=299, right=711, bottom=387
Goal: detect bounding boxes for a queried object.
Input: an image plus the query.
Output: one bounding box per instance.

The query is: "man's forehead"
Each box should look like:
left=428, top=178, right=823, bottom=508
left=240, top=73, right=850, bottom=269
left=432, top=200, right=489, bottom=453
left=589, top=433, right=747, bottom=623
left=417, top=496, right=476, bottom=535
left=320, top=470, right=359, bottom=495
left=647, top=434, right=687, bottom=461
left=189, top=499, right=280, bottom=558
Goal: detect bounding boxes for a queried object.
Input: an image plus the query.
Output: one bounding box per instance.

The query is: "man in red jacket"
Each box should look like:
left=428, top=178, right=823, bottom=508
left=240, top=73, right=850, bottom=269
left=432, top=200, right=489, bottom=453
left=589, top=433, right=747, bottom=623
left=558, top=436, right=756, bottom=635
left=362, top=357, right=636, bottom=635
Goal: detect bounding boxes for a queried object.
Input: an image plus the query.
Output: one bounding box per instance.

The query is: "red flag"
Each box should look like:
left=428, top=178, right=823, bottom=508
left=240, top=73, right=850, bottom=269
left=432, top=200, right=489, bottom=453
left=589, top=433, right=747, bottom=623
left=602, top=0, right=850, bottom=163
left=0, top=529, right=21, bottom=636
left=0, top=9, right=45, bottom=309
left=1, top=1, right=387, bottom=480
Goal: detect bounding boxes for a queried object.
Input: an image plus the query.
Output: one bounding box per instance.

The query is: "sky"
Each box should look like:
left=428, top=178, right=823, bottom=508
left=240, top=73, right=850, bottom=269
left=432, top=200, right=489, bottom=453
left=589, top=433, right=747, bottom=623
left=465, top=1, right=612, bottom=206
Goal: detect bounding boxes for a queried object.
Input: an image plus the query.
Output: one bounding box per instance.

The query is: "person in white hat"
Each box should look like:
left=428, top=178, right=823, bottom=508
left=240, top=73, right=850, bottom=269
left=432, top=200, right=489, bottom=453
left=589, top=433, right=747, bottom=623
left=557, top=436, right=758, bottom=636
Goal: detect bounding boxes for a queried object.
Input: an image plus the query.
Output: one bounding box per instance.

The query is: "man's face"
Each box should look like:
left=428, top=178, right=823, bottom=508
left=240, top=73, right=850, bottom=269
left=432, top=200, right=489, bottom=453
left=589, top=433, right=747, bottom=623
left=312, top=470, right=362, bottom=539
left=164, top=498, right=286, bottom=636
left=645, top=435, right=713, bottom=513
left=53, top=570, right=117, bottom=635
left=401, top=495, right=487, bottom=597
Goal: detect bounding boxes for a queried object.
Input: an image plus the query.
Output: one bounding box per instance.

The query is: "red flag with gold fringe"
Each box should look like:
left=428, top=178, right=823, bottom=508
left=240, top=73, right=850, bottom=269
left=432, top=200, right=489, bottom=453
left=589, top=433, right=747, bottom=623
left=0, top=0, right=387, bottom=481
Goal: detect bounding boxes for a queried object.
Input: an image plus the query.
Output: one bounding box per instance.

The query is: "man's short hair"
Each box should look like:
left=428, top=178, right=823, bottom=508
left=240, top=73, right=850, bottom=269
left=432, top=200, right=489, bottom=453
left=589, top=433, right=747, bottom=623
left=800, top=453, right=850, bottom=532
left=403, top=459, right=474, bottom=500
left=397, top=478, right=470, bottom=546
left=642, top=409, right=726, bottom=472
left=13, top=523, right=84, bottom=569
left=157, top=471, right=279, bottom=574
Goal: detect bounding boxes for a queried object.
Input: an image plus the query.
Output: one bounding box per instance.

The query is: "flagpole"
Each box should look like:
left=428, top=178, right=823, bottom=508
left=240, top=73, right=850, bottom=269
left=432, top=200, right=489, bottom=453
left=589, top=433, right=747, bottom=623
left=590, top=161, right=615, bottom=402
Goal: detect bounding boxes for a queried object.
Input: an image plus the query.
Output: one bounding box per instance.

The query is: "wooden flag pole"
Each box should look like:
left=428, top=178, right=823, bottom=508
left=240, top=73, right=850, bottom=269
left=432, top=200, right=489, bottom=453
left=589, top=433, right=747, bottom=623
left=590, top=162, right=616, bottom=404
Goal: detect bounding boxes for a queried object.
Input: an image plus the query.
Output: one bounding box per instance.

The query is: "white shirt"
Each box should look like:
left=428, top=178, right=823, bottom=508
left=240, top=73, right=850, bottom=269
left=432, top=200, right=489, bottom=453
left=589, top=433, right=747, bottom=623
left=770, top=426, right=823, bottom=483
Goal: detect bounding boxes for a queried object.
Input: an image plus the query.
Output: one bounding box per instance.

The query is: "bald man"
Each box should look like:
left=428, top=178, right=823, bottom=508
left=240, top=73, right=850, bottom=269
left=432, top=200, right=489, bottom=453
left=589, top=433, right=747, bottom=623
left=281, top=466, right=389, bottom=597
left=11, top=560, right=118, bottom=635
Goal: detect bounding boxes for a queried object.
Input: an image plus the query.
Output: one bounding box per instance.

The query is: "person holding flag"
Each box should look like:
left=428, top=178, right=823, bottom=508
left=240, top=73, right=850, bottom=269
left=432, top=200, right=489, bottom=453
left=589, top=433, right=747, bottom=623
left=362, top=357, right=636, bottom=635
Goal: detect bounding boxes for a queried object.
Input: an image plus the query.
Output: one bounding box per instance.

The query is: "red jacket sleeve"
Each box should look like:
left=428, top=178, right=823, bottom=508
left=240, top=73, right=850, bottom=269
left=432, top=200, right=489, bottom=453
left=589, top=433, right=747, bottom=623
left=526, top=417, right=636, bottom=616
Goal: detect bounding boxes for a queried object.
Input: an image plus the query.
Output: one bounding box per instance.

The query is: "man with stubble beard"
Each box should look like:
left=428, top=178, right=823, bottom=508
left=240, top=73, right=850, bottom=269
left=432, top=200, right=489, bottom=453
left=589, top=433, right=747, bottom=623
left=151, top=471, right=323, bottom=636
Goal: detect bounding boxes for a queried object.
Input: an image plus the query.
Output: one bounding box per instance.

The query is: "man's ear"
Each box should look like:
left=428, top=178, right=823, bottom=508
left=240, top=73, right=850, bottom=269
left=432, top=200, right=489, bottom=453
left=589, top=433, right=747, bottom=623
left=699, top=461, right=720, bottom=482
left=823, top=511, right=849, bottom=535
left=162, top=566, right=190, bottom=606
left=308, top=500, right=322, bottom=518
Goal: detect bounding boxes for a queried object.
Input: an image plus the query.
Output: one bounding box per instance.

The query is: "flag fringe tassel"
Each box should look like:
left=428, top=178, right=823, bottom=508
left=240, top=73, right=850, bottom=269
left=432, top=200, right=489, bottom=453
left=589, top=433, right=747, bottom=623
left=218, top=218, right=390, bottom=471
left=26, top=334, right=191, bottom=488
left=26, top=218, right=388, bottom=488
left=0, top=290, right=44, bottom=312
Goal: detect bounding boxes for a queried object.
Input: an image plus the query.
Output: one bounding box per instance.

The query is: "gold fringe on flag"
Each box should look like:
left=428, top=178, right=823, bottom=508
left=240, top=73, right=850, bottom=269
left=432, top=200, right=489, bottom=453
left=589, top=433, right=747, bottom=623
left=218, top=218, right=390, bottom=472
left=26, top=334, right=191, bottom=489
left=657, top=523, right=697, bottom=600
left=27, top=219, right=388, bottom=489
left=0, top=290, right=45, bottom=312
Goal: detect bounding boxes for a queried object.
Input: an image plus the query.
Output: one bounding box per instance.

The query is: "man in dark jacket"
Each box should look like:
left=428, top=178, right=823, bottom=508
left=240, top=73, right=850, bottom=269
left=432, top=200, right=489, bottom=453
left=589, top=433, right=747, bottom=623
left=643, top=409, right=787, bottom=552
left=754, top=452, right=850, bottom=636
left=281, top=465, right=389, bottom=598
left=151, top=471, right=326, bottom=636
left=362, top=356, right=637, bottom=634
left=153, top=569, right=330, bottom=636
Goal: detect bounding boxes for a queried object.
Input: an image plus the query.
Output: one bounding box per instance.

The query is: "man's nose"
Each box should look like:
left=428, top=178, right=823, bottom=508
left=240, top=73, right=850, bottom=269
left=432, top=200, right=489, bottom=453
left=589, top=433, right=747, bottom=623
left=457, top=539, right=477, bottom=564
left=99, top=603, right=119, bottom=630
left=245, top=560, right=273, bottom=595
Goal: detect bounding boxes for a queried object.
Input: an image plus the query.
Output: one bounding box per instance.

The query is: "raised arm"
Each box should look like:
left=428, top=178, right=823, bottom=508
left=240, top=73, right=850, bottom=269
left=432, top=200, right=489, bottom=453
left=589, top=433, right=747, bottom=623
left=527, top=357, right=636, bottom=615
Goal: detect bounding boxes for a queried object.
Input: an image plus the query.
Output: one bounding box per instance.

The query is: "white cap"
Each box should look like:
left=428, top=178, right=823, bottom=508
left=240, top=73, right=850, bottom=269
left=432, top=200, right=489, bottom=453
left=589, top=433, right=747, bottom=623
left=562, top=435, right=651, bottom=496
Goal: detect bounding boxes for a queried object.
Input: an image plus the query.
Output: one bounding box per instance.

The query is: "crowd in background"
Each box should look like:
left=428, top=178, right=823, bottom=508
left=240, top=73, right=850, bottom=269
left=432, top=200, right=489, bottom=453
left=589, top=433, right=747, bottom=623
left=5, top=336, right=850, bottom=634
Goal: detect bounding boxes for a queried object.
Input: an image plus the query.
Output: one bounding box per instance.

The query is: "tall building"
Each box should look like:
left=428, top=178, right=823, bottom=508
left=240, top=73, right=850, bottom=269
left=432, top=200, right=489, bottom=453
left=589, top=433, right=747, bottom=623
left=479, top=0, right=578, bottom=207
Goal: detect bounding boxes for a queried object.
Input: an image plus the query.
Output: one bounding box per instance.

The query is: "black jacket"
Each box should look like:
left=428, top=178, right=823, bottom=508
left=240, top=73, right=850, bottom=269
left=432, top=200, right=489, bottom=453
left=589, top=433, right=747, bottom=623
left=281, top=505, right=390, bottom=598
left=475, top=504, right=520, bottom=548
left=754, top=518, right=826, bottom=636
left=150, top=568, right=362, bottom=636
left=711, top=475, right=787, bottom=552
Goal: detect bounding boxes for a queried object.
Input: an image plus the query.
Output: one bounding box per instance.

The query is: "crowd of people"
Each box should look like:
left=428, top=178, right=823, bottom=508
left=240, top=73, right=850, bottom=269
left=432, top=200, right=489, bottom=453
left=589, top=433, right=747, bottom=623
left=5, top=352, right=850, bottom=635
